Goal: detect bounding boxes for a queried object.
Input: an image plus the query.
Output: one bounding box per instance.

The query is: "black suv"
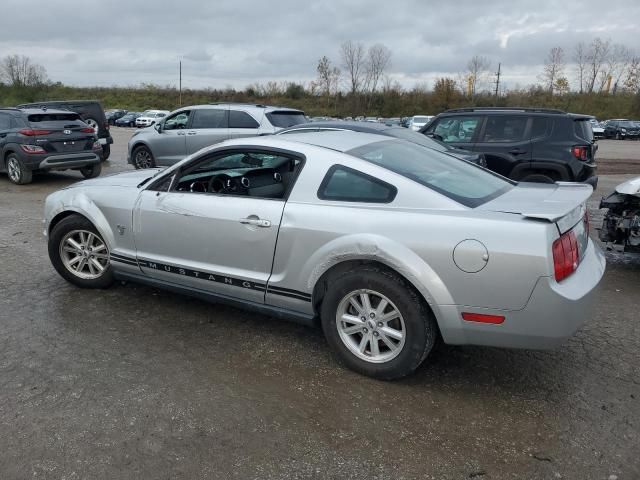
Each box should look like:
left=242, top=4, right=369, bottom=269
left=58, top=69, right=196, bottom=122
left=421, top=108, right=598, bottom=187
left=17, top=100, right=114, bottom=160
left=602, top=119, right=640, bottom=140
left=0, top=108, right=102, bottom=185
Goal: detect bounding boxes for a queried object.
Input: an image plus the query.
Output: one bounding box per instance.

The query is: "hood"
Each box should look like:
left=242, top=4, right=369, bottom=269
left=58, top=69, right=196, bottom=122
left=615, top=176, right=640, bottom=196
left=478, top=181, right=592, bottom=225
left=69, top=168, right=165, bottom=189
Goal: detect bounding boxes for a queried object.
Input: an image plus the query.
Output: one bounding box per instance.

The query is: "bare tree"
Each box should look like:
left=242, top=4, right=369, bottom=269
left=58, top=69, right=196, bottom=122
left=541, top=47, right=565, bottom=94
left=340, top=41, right=366, bottom=94
left=315, top=56, right=340, bottom=107
left=0, top=54, right=47, bottom=87
left=365, top=44, right=392, bottom=94
left=573, top=42, right=587, bottom=93
left=585, top=37, right=611, bottom=93
left=623, top=56, right=640, bottom=93
left=608, top=44, right=632, bottom=94
left=465, top=55, right=491, bottom=96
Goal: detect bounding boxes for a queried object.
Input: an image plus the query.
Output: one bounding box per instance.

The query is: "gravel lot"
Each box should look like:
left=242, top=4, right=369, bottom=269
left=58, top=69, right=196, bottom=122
left=0, top=128, right=638, bottom=479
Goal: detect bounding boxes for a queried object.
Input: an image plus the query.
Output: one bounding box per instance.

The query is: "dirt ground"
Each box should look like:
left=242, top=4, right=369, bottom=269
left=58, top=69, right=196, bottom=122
left=0, top=128, right=638, bottom=479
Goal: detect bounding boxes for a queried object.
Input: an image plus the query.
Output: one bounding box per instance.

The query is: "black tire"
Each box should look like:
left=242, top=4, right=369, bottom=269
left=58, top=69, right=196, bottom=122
left=519, top=173, right=555, bottom=184
left=320, top=267, right=437, bottom=380
left=48, top=215, right=114, bottom=289
left=132, top=145, right=156, bottom=169
left=5, top=153, right=33, bottom=185
left=101, top=144, right=110, bottom=161
left=80, top=162, right=102, bottom=179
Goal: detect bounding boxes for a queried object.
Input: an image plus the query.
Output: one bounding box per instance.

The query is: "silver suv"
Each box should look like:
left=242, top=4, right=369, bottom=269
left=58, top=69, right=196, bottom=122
left=127, top=103, right=306, bottom=168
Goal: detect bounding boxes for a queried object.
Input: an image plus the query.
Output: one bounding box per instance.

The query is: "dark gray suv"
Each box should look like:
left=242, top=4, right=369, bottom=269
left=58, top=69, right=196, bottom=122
left=0, top=108, right=102, bottom=185
left=421, top=107, right=598, bottom=187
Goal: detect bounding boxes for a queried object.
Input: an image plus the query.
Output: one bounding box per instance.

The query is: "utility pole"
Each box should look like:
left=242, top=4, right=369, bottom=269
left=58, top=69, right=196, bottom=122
left=179, top=60, right=182, bottom=107
left=494, top=63, right=501, bottom=99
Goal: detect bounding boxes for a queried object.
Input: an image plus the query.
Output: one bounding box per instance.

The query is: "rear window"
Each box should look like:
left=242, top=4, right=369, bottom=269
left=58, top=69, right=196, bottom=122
left=266, top=111, right=307, bottom=128
left=348, top=140, right=513, bottom=207
left=27, top=113, right=81, bottom=122
left=574, top=119, right=594, bottom=142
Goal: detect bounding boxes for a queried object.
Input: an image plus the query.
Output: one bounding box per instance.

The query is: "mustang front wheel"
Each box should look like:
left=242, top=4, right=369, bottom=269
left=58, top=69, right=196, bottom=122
left=321, top=267, right=437, bottom=380
left=48, top=215, right=114, bottom=288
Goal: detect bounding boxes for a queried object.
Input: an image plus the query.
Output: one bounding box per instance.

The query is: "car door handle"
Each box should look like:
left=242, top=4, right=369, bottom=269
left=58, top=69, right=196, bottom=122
left=239, top=217, right=271, bottom=228
left=177, top=131, right=186, bottom=136
left=509, top=149, right=527, bottom=155
left=187, top=131, right=197, bottom=135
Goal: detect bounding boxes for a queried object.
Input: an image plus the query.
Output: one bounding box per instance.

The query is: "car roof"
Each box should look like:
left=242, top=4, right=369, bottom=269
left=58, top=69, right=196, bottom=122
left=177, top=103, right=303, bottom=113
left=281, top=121, right=392, bottom=133
left=231, top=130, right=390, bottom=153
left=17, top=108, right=82, bottom=115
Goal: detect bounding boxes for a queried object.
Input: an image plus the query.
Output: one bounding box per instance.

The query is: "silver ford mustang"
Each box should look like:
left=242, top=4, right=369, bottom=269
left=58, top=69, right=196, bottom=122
left=44, top=131, right=606, bottom=379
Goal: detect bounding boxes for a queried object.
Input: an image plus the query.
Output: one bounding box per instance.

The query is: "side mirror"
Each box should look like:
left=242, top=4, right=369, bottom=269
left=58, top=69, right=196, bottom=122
left=155, top=122, right=162, bottom=133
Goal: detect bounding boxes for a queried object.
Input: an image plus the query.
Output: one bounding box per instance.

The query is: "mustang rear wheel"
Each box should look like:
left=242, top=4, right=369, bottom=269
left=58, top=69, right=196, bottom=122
left=321, top=267, right=437, bottom=380
left=49, top=215, right=114, bottom=288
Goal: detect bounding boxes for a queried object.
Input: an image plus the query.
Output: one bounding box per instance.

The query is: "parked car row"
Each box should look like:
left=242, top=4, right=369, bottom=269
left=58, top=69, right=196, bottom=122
left=601, top=118, right=640, bottom=140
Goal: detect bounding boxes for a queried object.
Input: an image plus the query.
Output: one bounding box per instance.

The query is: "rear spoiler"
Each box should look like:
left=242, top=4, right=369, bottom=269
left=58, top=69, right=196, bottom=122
left=478, top=182, right=592, bottom=232
left=519, top=183, right=591, bottom=233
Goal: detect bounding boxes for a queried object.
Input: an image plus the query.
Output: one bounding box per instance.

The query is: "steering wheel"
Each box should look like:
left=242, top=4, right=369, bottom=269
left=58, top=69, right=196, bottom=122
left=208, top=174, right=234, bottom=193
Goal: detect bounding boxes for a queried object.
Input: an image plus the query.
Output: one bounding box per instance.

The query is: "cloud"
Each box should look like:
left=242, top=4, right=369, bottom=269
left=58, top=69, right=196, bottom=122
left=0, top=0, right=638, bottom=90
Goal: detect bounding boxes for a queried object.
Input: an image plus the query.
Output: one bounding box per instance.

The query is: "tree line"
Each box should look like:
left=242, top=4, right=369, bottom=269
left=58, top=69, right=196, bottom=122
left=2, top=40, right=640, bottom=120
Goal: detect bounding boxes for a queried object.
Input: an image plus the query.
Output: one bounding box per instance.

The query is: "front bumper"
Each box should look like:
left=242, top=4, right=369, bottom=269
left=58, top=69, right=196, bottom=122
left=437, top=239, right=606, bottom=349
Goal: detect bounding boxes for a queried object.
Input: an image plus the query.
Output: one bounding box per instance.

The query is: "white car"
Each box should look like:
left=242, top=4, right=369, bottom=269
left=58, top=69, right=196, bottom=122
left=409, top=115, right=433, bottom=131
left=136, top=110, right=170, bottom=128
left=589, top=118, right=604, bottom=139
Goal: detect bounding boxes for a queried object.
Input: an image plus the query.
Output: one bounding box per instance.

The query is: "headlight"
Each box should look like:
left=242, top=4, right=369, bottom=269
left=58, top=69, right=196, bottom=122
left=621, top=128, right=627, bottom=133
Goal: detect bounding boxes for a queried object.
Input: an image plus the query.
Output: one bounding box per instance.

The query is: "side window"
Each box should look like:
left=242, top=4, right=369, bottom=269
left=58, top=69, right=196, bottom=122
left=318, top=165, right=397, bottom=203
left=173, top=150, right=302, bottom=199
left=480, top=115, right=528, bottom=143
left=531, top=117, right=551, bottom=139
left=430, top=116, right=481, bottom=143
left=163, top=111, right=191, bottom=130
left=191, top=109, right=228, bottom=129
left=229, top=110, right=259, bottom=129
left=0, top=113, right=10, bottom=130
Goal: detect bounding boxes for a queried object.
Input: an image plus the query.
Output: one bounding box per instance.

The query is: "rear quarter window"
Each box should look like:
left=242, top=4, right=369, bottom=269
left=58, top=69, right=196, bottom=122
left=318, top=165, right=397, bottom=203
left=574, top=119, right=594, bottom=142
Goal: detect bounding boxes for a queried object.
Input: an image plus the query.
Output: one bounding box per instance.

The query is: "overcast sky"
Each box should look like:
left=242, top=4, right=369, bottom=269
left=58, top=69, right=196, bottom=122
left=1, top=0, right=638, bottom=91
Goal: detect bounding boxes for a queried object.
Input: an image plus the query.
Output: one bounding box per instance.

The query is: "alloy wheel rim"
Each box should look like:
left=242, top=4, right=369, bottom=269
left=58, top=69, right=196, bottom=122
left=59, top=229, right=109, bottom=279
left=7, top=158, right=21, bottom=182
left=135, top=150, right=151, bottom=169
left=336, top=289, right=406, bottom=363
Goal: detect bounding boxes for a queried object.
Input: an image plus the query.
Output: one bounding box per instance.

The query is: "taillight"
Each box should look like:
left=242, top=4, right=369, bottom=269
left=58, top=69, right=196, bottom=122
left=81, top=127, right=96, bottom=133
left=20, top=144, right=46, bottom=154
left=19, top=128, right=51, bottom=136
left=552, top=230, right=579, bottom=282
left=571, top=145, right=589, bottom=161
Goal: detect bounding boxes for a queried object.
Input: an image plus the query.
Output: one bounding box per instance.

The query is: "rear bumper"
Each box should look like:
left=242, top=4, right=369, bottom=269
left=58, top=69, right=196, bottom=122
left=22, top=152, right=101, bottom=171
left=437, top=239, right=606, bottom=349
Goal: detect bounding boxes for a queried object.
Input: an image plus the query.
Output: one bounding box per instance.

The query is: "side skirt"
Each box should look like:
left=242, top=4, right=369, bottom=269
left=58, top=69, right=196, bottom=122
left=113, top=270, right=316, bottom=327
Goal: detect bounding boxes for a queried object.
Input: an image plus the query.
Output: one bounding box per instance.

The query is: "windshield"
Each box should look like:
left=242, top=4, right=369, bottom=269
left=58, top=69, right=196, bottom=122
left=348, top=140, right=513, bottom=207
left=267, top=111, right=307, bottom=128
left=620, top=121, right=635, bottom=128
left=413, top=116, right=430, bottom=123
